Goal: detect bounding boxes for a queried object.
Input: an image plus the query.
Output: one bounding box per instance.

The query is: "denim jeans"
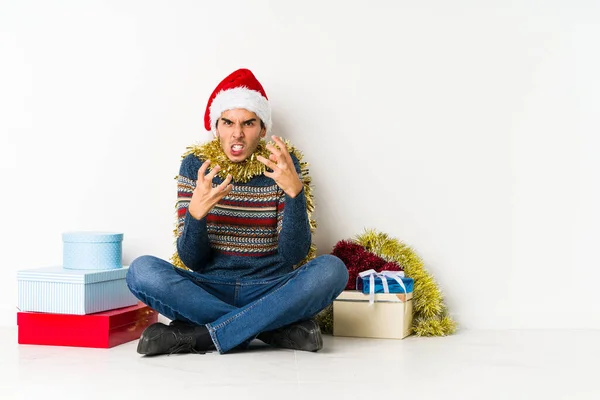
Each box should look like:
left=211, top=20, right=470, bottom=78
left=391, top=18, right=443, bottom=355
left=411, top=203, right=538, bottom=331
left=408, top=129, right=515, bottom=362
left=126, top=254, right=348, bottom=353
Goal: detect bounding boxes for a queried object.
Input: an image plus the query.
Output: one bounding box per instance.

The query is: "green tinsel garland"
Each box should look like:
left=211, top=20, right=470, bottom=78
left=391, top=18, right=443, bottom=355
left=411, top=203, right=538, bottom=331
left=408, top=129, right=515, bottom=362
left=316, top=229, right=457, bottom=337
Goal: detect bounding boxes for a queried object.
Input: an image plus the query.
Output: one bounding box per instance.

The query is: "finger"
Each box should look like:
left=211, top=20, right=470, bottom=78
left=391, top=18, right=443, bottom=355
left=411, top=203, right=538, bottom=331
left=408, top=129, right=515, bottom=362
left=223, top=183, right=233, bottom=194
left=197, top=160, right=211, bottom=181
left=263, top=170, right=275, bottom=180
left=215, top=174, right=232, bottom=192
left=206, top=164, right=221, bottom=181
left=263, top=151, right=289, bottom=171
left=271, top=135, right=290, bottom=154
left=216, top=184, right=233, bottom=199
left=270, top=135, right=293, bottom=163
left=257, top=155, right=278, bottom=171
left=265, top=143, right=283, bottom=158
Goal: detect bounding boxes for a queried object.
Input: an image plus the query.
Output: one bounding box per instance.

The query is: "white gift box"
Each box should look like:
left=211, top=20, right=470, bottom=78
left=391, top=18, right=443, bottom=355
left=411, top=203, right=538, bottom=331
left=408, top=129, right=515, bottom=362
left=17, top=266, right=137, bottom=315
left=333, top=290, right=413, bottom=339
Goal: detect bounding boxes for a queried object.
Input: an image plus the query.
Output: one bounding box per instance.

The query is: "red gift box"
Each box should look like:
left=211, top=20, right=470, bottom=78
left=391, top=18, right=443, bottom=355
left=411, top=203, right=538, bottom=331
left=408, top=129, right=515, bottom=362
left=17, top=302, right=158, bottom=348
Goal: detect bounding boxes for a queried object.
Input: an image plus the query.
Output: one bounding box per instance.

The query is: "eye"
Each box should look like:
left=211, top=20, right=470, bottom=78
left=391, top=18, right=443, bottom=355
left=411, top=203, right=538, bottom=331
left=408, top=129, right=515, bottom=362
left=223, top=120, right=232, bottom=126
left=244, top=121, right=255, bottom=126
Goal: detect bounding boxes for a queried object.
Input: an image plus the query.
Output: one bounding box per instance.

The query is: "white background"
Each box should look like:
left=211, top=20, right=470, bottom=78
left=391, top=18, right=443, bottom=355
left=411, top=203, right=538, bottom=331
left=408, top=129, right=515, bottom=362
left=1, top=0, right=598, bottom=329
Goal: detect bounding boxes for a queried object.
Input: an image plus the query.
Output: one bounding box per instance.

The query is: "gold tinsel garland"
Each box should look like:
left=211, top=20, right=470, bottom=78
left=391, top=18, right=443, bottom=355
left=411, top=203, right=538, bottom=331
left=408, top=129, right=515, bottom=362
left=355, top=229, right=456, bottom=336
left=170, top=138, right=317, bottom=270
left=315, top=229, right=457, bottom=337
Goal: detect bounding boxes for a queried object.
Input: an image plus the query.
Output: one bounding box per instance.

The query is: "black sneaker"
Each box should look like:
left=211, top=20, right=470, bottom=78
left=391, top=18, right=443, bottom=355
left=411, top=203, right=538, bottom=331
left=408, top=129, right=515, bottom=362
left=137, top=322, right=213, bottom=356
left=258, top=319, right=323, bottom=352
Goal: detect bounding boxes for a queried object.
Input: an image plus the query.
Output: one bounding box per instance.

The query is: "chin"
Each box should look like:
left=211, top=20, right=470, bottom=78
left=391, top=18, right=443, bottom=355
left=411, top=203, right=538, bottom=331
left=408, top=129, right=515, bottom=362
left=227, top=153, right=248, bottom=162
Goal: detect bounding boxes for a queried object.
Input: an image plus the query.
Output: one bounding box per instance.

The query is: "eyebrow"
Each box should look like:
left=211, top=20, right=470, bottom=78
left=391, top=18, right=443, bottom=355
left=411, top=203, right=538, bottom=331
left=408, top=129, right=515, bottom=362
left=220, top=118, right=256, bottom=124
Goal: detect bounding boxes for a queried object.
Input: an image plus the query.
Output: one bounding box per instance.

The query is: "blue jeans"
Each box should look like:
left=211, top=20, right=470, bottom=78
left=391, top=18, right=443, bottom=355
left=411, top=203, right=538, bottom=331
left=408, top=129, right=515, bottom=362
left=125, top=254, right=348, bottom=353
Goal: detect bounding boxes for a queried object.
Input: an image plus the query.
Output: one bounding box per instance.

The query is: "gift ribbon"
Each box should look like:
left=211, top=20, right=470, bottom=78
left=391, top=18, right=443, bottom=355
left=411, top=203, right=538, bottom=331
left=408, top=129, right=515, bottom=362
left=358, top=269, right=407, bottom=305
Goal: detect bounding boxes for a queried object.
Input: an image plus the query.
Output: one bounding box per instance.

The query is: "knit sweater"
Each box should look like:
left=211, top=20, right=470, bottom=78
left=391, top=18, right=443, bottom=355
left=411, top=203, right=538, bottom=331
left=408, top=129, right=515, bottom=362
left=175, top=152, right=311, bottom=279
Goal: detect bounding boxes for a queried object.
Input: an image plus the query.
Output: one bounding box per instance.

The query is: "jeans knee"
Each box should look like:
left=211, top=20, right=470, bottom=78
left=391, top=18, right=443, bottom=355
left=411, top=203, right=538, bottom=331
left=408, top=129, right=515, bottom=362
left=126, top=255, right=160, bottom=292
left=312, top=254, right=349, bottom=292
left=328, top=254, right=349, bottom=290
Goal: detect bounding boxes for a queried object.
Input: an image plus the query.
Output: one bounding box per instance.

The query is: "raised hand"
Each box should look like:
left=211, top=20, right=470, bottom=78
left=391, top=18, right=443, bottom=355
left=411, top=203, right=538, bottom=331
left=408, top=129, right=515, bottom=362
left=188, top=160, right=233, bottom=220
left=256, top=136, right=303, bottom=198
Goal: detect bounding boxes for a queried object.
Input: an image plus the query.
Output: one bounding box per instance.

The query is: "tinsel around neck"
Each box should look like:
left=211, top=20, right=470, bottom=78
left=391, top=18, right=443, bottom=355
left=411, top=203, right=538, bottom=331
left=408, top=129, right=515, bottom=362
left=179, top=137, right=314, bottom=218
left=181, top=139, right=275, bottom=183
left=171, top=137, right=318, bottom=271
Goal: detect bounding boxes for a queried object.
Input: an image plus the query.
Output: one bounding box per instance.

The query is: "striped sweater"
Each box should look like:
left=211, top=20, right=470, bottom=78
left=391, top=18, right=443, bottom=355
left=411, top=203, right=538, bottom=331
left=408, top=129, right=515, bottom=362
left=175, top=152, right=311, bottom=279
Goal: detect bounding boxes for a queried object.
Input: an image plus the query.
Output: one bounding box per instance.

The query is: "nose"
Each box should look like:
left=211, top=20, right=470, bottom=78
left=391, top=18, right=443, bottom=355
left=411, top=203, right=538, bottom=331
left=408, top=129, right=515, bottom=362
left=232, top=122, right=244, bottom=138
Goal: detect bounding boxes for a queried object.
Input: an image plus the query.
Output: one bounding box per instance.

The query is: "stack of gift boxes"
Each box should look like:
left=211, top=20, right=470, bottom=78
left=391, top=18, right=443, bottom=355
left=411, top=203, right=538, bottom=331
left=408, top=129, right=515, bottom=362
left=333, top=269, right=415, bottom=339
left=16, top=232, right=157, bottom=348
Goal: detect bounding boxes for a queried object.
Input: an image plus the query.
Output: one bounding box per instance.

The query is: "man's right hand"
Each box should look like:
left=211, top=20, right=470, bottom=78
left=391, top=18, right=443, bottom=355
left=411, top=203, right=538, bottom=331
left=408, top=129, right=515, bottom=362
left=188, top=160, right=233, bottom=220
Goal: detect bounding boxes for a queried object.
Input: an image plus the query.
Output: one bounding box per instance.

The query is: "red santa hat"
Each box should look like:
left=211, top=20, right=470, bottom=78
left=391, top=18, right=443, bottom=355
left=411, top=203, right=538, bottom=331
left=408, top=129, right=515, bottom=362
left=204, top=68, right=272, bottom=136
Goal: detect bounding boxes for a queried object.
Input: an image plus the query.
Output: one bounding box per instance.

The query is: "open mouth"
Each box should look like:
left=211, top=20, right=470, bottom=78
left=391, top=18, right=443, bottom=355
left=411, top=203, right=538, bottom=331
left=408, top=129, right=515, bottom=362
left=231, top=144, right=244, bottom=156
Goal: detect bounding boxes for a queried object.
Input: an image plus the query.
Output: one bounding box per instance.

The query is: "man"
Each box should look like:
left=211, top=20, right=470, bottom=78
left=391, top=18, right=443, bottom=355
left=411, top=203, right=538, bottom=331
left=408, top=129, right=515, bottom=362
left=126, top=68, right=348, bottom=355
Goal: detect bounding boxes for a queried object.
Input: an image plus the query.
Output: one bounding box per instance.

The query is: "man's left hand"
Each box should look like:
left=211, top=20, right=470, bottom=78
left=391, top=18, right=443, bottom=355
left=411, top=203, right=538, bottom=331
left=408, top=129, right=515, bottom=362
left=257, top=135, right=303, bottom=198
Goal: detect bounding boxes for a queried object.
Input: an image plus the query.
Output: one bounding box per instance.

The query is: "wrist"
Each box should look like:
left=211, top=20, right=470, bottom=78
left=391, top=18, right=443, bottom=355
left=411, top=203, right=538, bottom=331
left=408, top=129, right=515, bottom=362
left=188, top=205, right=208, bottom=220
left=286, top=181, right=304, bottom=198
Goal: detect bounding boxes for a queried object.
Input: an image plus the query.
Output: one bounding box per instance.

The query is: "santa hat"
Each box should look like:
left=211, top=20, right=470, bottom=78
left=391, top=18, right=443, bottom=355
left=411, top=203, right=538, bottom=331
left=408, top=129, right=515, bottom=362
left=204, top=68, right=272, bottom=136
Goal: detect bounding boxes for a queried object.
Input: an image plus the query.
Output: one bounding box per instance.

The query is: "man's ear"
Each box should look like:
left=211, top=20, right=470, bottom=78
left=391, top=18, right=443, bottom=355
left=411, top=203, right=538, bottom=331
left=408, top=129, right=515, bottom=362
left=260, top=127, right=266, bottom=138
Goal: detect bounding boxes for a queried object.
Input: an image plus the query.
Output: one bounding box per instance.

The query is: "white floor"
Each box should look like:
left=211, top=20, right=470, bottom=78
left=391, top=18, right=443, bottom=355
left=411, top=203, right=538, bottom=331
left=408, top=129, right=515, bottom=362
left=0, top=327, right=598, bottom=400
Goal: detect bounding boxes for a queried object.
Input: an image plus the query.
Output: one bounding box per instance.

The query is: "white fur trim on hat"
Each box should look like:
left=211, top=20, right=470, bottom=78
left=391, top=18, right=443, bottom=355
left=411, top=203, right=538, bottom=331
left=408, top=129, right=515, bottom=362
left=209, top=87, right=272, bottom=136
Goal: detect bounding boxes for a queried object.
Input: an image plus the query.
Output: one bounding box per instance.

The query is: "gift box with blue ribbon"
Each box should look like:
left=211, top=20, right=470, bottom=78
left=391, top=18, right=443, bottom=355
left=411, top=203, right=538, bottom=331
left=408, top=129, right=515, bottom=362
left=333, top=270, right=414, bottom=339
left=356, top=269, right=414, bottom=301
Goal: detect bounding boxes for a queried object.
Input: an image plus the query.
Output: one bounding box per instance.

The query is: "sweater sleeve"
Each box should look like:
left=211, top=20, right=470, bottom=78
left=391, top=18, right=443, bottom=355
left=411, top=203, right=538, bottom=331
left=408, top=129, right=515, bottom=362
left=175, top=154, right=212, bottom=271
left=276, top=154, right=312, bottom=266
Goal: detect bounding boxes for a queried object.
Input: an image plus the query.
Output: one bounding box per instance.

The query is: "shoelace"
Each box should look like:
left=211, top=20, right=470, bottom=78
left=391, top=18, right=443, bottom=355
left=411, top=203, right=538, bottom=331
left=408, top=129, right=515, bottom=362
left=168, top=334, right=200, bottom=355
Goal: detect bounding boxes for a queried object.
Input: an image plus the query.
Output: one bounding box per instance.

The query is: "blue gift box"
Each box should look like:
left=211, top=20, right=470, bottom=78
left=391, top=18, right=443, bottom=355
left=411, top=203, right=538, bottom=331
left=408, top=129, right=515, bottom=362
left=63, top=231, right=123, bottom=270
left=17, top=266, right=137, bottom=314
left=357, top=274, right=414, bottom=294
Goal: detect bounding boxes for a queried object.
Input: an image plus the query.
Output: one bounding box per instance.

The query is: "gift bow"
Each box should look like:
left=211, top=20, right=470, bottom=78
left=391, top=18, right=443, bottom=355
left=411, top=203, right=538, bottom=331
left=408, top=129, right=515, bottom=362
left=358, top=269, right=407, bottom=305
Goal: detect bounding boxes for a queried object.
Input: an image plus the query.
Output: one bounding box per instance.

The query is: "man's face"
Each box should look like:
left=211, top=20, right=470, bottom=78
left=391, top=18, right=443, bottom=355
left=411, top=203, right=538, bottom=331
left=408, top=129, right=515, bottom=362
left=216, top=108, right=266, bottom=162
